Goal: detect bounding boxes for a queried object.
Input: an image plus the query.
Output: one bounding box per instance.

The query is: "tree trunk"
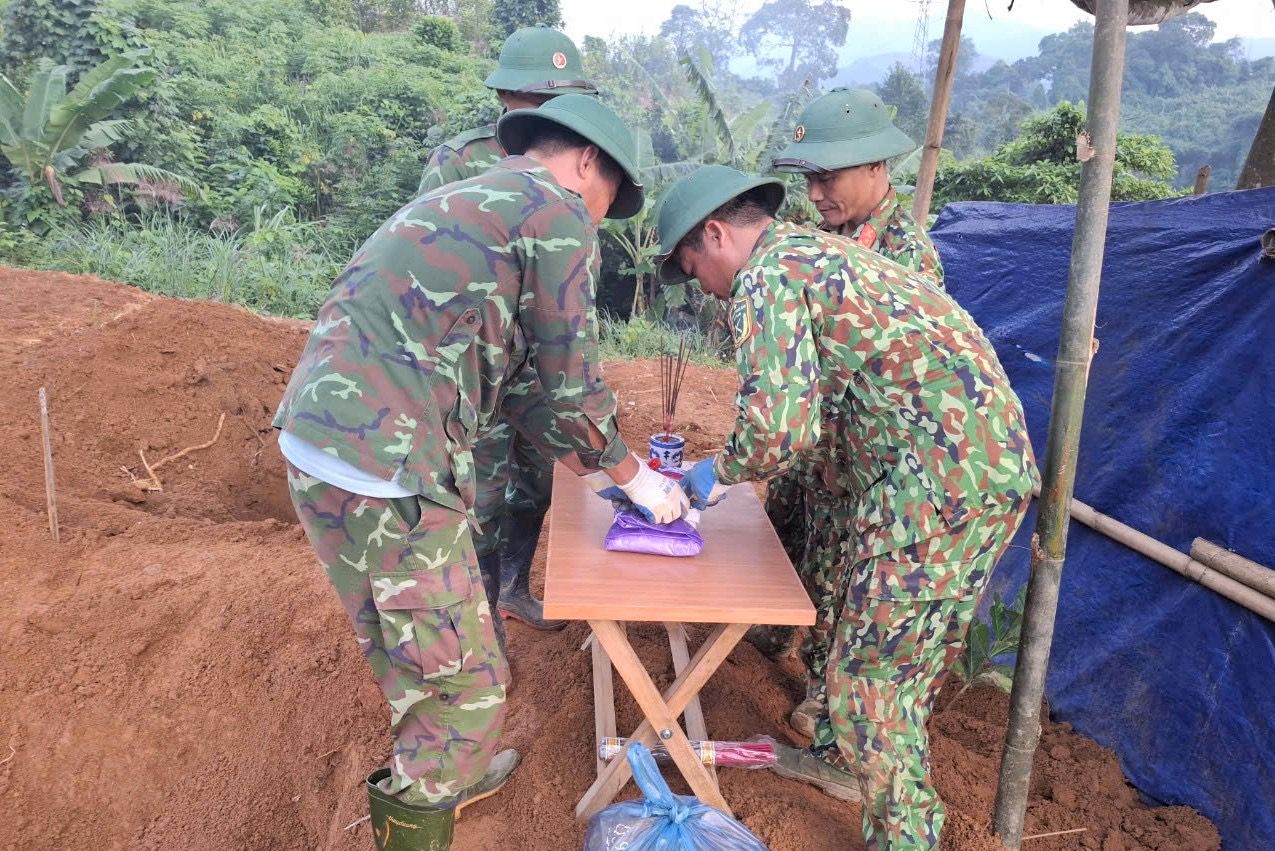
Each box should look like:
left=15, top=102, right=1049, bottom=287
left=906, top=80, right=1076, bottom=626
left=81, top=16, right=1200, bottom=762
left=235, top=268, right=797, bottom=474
left=1237, top=83, right=1275, bottom=190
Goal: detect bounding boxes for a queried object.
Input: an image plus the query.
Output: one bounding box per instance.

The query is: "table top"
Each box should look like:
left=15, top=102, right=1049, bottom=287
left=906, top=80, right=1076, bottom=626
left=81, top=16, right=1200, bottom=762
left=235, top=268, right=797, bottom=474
left=544, top=466, right=815, bottom=625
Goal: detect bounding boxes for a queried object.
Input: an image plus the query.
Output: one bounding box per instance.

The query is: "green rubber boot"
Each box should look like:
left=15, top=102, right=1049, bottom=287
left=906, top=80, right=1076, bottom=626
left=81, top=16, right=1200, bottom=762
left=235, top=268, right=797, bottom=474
left=367, top=769, right=455, bottom=851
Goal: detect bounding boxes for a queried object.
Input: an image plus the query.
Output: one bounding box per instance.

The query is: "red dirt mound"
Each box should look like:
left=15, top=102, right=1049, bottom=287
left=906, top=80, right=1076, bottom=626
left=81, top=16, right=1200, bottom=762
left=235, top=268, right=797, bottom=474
left=0, top=268, right=1218, bottom=851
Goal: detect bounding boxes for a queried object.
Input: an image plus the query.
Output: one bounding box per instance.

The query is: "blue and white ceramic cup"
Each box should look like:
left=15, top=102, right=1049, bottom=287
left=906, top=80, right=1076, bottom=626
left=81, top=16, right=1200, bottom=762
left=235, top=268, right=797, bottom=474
left=649, top=433, right=686, bottom=470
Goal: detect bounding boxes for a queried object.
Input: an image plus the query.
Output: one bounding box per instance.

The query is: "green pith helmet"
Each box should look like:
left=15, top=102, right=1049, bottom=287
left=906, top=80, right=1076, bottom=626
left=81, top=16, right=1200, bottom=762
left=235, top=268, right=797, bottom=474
left=497, top=94, right=645, bottom=219
left=484, top=27, right=597, bottom=95
left=653, top=165, right=786, bottom=283
left=773, top=88, right=916, bottom=173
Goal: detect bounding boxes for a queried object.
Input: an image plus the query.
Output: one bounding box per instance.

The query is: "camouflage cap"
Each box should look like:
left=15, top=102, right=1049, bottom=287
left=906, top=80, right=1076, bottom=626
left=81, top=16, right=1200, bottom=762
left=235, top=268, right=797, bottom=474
left=773, top=88, right=916, bottom=173
left=653, top=164, right=786, bottom=283
left=484, top=26, right=597, bottom=95
left=497, top=94, right=645, bottom=219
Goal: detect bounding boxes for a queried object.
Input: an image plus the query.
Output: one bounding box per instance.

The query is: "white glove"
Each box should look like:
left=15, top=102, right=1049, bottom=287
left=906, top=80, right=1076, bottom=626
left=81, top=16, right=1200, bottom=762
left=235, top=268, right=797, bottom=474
left=617, top=459, right=690, bottom=525
left=581, top=470, right=628, bottom=503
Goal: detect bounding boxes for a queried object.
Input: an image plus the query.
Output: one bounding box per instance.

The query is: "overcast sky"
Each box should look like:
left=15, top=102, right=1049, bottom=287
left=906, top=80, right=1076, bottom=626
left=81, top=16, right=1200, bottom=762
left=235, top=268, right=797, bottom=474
left=561, top=0, right=1275, bottom=48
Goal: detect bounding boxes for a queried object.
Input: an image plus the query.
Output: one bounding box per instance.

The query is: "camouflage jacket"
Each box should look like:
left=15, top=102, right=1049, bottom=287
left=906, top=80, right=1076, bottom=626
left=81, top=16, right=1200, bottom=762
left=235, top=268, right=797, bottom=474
left=717, top=220, right=1038, bottom=555
left=417, top=124, right=506, bottom=196
left=831, top=188, right=943, bottom=285
left=796, top=187, right=945, bottom=497
left=275, top=155, right=628, bottom=515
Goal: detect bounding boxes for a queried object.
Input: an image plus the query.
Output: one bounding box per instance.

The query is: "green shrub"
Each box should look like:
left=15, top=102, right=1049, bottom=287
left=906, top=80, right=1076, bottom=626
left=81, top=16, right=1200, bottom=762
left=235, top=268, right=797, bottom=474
left=413, top=16, right=459, bottom=52
left=598, top=315, right=726, bottom=365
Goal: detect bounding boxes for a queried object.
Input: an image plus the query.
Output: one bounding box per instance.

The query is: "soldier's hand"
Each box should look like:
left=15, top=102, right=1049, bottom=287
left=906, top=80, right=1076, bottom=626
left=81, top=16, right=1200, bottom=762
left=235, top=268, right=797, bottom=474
left=616, top=457, right=690, bottom=525
left=682, top=456, right=730, bottom=510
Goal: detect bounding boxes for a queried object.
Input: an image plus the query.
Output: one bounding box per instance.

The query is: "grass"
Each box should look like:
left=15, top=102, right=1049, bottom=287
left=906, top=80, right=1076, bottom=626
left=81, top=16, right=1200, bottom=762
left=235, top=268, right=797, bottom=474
left=30, top=213, right=344, bottom=319
left=5, top=213, right=736, bottom=359
left=598, top=315, right=728, bottom=365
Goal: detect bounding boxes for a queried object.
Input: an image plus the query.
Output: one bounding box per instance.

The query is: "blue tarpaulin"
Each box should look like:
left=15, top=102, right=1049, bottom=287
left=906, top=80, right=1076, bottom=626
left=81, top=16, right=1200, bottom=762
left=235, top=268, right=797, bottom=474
left=930, top=188, right=1275, bottom=851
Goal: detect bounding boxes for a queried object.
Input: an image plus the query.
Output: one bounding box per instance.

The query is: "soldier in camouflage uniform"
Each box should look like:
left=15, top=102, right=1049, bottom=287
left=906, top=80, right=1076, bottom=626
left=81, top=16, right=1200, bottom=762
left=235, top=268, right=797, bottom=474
left=752, top=88, right=947, bottom=740
left=656, top=166, right=1038, bottom=851
left=418, top=28, right=600, bottom=633
left=417, top=28, right=600, bottom=634
left=275, top=95, right=687, bottom=848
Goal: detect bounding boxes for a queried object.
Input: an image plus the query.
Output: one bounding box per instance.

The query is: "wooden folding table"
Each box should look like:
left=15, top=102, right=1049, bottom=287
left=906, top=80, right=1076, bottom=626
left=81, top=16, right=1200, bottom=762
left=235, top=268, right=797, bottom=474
left=543, top=466, right=815, bottom=821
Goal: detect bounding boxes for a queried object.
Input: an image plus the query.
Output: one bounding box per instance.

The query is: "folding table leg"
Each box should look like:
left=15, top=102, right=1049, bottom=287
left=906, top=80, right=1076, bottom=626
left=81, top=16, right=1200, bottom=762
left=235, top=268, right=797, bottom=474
left=664, top=622, right=716, bottom=785
left=590, top=625, right=616, bottom=777
left=575, top=621, right=748, bottom=821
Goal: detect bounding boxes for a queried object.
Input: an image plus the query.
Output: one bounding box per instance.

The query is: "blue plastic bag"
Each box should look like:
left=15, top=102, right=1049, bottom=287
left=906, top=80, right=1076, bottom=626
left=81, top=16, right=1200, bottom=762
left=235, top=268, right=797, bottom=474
left=583, top=743, right=768, bottom=850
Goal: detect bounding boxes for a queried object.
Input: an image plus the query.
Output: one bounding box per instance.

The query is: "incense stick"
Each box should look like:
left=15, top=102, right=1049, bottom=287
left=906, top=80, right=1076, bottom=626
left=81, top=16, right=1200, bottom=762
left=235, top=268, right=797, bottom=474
left=659, top=337, right=691, bottom=438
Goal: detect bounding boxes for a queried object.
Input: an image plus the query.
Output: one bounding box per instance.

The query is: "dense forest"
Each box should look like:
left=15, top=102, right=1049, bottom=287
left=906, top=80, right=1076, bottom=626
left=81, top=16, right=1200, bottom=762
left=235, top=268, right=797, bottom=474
left=0, top=0, right=1269, bottom=321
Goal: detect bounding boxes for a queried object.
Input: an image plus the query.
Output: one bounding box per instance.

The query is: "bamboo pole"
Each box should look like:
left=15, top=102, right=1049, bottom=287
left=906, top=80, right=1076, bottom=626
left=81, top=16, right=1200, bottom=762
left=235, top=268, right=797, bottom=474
left=992, top=2, right=1128, bottom=848
left=1190, top=538, right=1275, bottom=600
left=910, top=0, right=966, bottom=224
left=39, top=387, right=60, bottom=544
left=1062, top=499, right=1275, bottom=622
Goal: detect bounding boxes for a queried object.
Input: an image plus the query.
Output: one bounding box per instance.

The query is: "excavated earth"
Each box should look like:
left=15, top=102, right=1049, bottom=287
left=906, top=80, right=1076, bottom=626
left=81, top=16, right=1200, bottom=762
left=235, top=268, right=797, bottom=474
left=0, top=268, right=1220, bottom=851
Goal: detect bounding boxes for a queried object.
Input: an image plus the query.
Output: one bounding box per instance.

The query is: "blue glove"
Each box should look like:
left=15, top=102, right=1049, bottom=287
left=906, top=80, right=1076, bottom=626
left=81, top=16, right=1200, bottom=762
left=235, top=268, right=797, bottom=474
left=682, top=456, right=730, bottom=510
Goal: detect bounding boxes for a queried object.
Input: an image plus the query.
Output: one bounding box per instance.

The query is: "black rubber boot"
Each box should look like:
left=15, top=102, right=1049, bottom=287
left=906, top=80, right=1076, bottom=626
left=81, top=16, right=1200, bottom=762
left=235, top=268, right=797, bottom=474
left=745, top=624, right=796, bottom=660
left=496, top=508, right=566, bottom=631
left=477, top=552, right=508, bottom=663
left=367, top=769, right=455, bottom=850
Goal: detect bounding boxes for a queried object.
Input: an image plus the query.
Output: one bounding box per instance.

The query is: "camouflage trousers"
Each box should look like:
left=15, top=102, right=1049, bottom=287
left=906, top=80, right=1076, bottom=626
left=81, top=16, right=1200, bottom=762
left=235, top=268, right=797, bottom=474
left=761, top=473, right=857, bottom=707
left=814, top=496, right=1028, bottom=851
left=286, top=463, right=508, bottom=805
left=470, top=419, right=555, bottom=557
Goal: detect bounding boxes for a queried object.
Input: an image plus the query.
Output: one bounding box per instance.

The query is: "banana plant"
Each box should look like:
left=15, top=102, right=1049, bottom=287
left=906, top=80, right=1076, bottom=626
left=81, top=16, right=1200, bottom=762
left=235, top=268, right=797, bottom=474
left=0, top=50, right=200, bottom=225
left=602, top=129, right=664, bottom=316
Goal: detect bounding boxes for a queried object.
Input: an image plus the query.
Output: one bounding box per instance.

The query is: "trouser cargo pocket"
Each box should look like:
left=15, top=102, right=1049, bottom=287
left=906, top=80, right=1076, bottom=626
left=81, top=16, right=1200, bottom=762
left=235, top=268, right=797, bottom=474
left=371, top=562, right=474, bottom=681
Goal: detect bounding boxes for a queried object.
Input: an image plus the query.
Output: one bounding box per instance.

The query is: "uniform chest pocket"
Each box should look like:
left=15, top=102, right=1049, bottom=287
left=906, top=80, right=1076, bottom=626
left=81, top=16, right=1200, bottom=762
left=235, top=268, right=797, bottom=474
left=434, top=307, right=482, bottom=365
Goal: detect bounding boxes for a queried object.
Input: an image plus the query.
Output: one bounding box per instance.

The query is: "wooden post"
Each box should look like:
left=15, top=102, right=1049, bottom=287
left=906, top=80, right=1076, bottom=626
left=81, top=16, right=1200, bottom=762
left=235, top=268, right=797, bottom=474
left=590, top=627, right=617, bottom=777
left=910, top=0, right=967, bottom=224
left=1192, top=165, right=1211, bottom=195
left=992, top=2, right=1129, bottom=848
left=1190, top=538, right=1275, bottom=600
left=1237, top=83, right=1275, bottom=190
left=39, top=388, right=60, bottom=544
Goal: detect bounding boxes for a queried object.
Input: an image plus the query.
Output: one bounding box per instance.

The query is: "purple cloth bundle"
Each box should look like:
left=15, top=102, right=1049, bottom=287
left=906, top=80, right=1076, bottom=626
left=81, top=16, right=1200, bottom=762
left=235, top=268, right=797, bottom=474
left=604, top=509, right=704, bottom=558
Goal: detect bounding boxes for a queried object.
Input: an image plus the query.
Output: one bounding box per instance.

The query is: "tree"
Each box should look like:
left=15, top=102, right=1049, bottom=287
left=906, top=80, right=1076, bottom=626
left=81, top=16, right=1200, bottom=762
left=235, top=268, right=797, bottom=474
left=659, top=3, right=733, bottom=69
left=739, top=0, right=850, bottom=89
left=972, top=91, right=1035, bottom=155
left=0, top=51, right=200, bottom=231
left=875, top=63, right=928, bottom=144
left=491, top=0, right=561, bottom=39
left=932, top=102, right=1179, bottom=207
left=1, top=0, right=112, bottom=82
left=924, top=35, right=981, bottom=85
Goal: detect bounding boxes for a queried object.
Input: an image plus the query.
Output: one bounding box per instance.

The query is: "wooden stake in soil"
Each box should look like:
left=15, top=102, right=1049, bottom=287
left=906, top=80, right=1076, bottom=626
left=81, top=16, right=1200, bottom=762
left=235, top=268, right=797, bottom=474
left=38, top=388, right=60, bottom=544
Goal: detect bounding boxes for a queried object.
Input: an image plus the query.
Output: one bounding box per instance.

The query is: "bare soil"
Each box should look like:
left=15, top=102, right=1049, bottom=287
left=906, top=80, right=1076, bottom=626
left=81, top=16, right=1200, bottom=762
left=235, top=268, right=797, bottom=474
left=0, top=268, right=1219, bottom=851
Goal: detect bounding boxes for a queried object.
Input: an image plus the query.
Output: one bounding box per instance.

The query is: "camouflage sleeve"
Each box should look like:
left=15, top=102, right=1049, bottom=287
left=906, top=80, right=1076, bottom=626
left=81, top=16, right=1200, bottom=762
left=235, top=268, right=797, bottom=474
left=515, top=201, right=628, bottom=471
left=497, top=362, right=576, bottom=460
left=417, top=146, right=463, bottom=195
left=714, top=263, right=822, bottom=486
left=915, top=237, right=944, bottom=285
